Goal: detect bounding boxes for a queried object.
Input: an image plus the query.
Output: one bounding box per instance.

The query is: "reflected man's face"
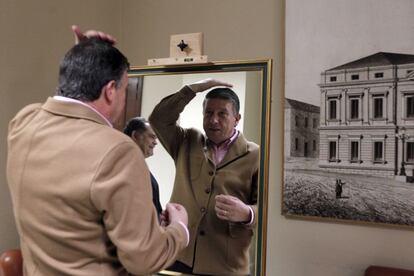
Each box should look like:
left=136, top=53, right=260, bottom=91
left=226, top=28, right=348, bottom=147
left=134, top=125, right=158, bottom=158
left=203, top=98, right=241, bottom=144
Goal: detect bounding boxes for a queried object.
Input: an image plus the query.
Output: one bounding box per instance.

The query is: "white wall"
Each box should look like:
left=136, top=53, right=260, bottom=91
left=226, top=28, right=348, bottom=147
left=244, top=71, right=262, bottom=145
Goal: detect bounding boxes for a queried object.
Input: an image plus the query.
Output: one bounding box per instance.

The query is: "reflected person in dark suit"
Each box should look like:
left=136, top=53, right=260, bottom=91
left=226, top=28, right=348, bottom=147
left=124, top=117, right=163, bottom=220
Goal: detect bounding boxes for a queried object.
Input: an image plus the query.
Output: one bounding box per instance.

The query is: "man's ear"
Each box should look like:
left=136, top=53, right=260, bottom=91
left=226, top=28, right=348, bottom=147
left=234, top=113, right=241, bottom=127
left=131, top=130, right=138, bottom=142
left=102, top=80, right=117, bottom=104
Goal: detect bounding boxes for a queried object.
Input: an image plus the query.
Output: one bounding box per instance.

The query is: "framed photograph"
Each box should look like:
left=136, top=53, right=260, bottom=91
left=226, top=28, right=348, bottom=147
left=283, top=0, right=414, bottom=228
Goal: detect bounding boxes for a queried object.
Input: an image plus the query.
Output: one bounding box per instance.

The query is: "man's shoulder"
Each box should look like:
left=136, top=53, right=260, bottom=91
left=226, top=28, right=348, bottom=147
left=9, top=103, right=43, bottom=132
left=74, top=124, right=140, bottom=164
left=246, top=140, right=259, bottom=151
left=89, top=124, right=133, bottom=146
left=186, top=127, right=203, bottom=136
left=235, top=135, right=260, bottom=162
left=236, top=133, right=259, bottom=152
left=185, top=128, right=206, bottom=143
left=12, top=103, right=43, bottom=121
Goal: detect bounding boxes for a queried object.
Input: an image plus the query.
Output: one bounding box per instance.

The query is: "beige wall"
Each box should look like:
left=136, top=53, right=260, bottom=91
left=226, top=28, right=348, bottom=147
left=2, top=0, right=414, bottom=275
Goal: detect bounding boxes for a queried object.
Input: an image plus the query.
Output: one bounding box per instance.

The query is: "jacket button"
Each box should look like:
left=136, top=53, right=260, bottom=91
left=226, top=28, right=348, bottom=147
left=205, top=187, right=211, bottom=194
left=200, top=230, right=205, bottom=236
left=208, top=171, right=214, bottom=176
left=200, top=207, right=206, bottom=213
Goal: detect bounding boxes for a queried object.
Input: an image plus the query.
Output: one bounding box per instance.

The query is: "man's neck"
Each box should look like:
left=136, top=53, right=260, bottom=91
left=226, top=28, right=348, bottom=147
left=208, top=129, right=238, bottom=146
left=53, top=96, right=113, bottom=127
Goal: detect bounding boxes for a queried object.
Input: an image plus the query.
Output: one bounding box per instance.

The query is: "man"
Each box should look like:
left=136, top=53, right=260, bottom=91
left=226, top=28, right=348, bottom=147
left=7, top=28, right=189, bottom=276
left=124, top=117, right=163, bottom=219
left=149, top=79, right=259, bottom=276
left=335, top=178, right=346, bottom=199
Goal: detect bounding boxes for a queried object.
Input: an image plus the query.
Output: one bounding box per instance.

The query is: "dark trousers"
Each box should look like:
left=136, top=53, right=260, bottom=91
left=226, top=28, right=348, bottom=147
left=168, top=261, right=211, bottom=276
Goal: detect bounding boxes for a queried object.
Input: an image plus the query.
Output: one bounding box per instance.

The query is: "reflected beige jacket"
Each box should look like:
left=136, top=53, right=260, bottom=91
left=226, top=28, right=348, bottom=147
left=7, top=98, right=187, bottom=276
left=150, top=87, right=258, bottom=276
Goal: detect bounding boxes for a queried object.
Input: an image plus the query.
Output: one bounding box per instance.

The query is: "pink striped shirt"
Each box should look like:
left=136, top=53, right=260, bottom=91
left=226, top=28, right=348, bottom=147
left=209, top=130, right=239, bottom=165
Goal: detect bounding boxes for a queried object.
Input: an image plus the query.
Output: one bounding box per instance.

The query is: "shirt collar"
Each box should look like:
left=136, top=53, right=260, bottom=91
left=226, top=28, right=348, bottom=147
left=207, top=129, right=239, bottom=148
left=53, top=96, right=113, bottom=127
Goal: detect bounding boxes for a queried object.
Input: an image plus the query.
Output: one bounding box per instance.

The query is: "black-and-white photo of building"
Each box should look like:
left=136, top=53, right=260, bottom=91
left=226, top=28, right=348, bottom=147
left=319, top=52, right=414, bottom=180
left=283, top=0, right=414, bottom=227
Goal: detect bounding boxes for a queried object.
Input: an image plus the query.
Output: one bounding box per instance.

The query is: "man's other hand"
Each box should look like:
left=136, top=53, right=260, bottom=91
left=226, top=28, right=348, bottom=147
left=165, top=203, right=188, bottom=227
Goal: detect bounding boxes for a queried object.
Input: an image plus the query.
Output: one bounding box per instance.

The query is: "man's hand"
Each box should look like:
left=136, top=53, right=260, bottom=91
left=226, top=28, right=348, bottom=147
left=72, top=25, right=117, bottom=45
left=159, top=210, right=168, bottom=227
left=215, top=194, right=251, bottom=223
left=162, top=203, right=188, bottom=227
left=187, top=78, right=232, bottom=93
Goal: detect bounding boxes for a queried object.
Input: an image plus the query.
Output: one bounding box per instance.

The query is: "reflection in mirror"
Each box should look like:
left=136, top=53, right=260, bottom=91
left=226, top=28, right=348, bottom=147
left=126, top=60, right=271, bottom=276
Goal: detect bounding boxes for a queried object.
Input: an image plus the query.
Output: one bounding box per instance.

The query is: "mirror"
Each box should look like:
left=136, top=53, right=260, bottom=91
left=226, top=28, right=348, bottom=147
left=126, top=59, right=272, bottom=276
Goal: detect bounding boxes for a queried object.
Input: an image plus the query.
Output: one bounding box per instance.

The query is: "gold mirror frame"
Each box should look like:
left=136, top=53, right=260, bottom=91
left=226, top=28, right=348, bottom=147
left=127, top=59, right=272, bottom=276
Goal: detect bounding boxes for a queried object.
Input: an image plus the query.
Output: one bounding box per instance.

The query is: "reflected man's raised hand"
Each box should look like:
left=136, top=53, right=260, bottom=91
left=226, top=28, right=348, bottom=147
left=72, top=25, right=117, bottom=45
left=188, top=78, right=233, bottom=93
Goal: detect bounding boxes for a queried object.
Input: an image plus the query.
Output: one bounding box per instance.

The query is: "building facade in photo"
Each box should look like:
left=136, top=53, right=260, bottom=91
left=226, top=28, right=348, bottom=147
left=285, top=98, right=320, bottom=158
left=319, top=52, right=414, bottom=178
